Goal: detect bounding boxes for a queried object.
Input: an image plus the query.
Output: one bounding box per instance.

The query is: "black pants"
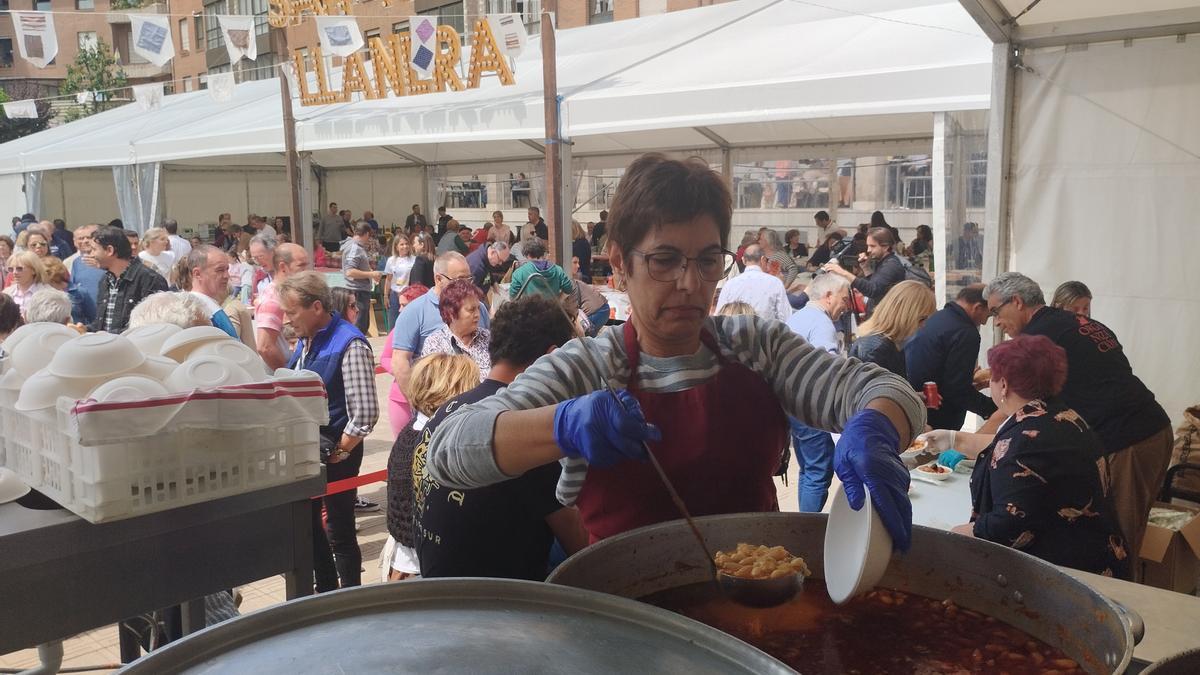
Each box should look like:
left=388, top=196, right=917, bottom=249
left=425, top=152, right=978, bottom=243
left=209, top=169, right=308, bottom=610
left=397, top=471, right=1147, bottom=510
left=313, top=443, right=363, bottom=592
left=353, top=289, right=372, bottom=335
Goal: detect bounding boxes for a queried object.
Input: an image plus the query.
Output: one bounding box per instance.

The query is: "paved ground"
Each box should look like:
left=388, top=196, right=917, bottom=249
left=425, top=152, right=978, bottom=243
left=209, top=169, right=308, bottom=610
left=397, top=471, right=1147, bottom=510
left=0, top=336, right=804, bottom=672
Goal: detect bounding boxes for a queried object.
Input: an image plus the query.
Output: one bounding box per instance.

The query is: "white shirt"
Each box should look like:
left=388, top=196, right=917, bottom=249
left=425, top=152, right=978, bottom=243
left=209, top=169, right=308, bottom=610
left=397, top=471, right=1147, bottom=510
left=190, top=290, right=223, bottom=321
left=260, top=224, right=277, bottom=238
left=715, top=264, right=792, bottom=322
left=139, top=250, right=176, bottom=278
left=168, top=234, right=192, bottom=260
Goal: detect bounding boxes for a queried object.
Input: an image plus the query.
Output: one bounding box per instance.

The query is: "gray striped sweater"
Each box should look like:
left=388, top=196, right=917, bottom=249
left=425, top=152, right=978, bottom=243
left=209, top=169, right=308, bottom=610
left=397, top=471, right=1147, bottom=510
left=425, top=315, right=925, bottom=505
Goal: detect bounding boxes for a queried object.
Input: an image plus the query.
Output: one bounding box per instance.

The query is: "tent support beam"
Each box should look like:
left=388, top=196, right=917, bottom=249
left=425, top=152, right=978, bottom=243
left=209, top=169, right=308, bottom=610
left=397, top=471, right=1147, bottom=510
left=542, top=1, right=569, bottom=265
left=520, top=139, right=545, bottom=153
left=1014, top=8, right=1200, bottom=48
left=275, top=26, right=303, bottom=247
left=692, top=126, right=730, bottom=149
left=381, top=146, right=426, bottom=166
left=981, top=42, right=1015, bottom=354
left=957, top=0, right=1013, bottom=43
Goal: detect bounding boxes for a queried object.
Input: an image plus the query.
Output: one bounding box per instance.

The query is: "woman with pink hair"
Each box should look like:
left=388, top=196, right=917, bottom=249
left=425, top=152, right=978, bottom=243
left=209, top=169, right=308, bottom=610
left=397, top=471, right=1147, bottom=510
left=921, top=335, right=1128, bottom=577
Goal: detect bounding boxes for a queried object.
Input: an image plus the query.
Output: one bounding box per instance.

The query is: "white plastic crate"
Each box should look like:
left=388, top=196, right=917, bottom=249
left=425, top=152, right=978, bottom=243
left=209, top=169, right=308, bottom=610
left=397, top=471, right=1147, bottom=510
left=0, top=379, right=327, bottom=523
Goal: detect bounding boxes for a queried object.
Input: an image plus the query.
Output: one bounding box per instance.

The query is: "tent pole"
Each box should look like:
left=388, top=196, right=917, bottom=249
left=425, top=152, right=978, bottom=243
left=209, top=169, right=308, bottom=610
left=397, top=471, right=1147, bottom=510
left=932, top=112, right=947, bottom=307
left=275, top=27, right=304, bottom=250
left=541, top=1, right=567, bottom=265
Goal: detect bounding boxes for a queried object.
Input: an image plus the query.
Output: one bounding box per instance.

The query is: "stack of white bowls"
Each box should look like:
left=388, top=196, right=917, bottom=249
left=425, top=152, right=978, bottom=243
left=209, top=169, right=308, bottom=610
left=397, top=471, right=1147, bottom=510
left=2, top=323, right=284, bottom=415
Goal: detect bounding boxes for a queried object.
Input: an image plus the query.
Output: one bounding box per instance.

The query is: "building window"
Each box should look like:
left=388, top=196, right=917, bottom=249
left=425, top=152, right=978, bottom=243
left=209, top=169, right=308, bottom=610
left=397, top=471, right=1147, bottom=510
left=35, top=0, right=51, bottom=10
left=418, top=1, right=464, bottom=36
left=589, top=0, right=612, bottom=24
left=392, top=21, right=409, bottom=35
left=205, top=2, right=226, bottom=51
left=0, top=38, right=12, bottom=68
left=183, top=76, right=193, bottom=92
left=241, top=53, right=275, bottom=81
left=363, top=28, right=380, bottom=59
left=485, top=0, right=540, bottom=35
left=76, top=0, right=95, bottom=10
left=252, top=0, right=269, bottom=36
left=0, top=0, right=9, bottom=11
left=179, top=19, right=190, bottom=52
left=77, top=31, right=98, bottom=51
left=194, top=16, right=204, bottom=49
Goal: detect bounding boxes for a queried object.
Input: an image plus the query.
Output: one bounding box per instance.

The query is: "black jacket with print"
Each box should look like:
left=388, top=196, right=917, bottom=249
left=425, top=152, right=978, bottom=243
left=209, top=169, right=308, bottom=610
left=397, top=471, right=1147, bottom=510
left=970, top=398, right=1130, bottom=579
left=89, top=257, right=168, bottom=333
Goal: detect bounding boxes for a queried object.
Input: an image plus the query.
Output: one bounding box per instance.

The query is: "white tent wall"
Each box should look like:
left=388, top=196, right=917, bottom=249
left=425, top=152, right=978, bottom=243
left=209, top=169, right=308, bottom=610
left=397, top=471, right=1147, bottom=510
left=160, top=167, right=319, bottom=235
left=0, top=174, right=27, bottom=234
left=36, top=170, right=121, bottom=228
left=1007, top=35, right=1200, bottom=427
left=324, top=168, right=426, bottom=231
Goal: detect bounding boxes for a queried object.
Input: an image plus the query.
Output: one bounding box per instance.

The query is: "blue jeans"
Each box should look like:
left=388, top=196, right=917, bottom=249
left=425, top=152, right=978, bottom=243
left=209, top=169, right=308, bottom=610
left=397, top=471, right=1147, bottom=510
left=387, top=290, right=401, bottom=330
left=586, top=304, right=610, bottom=336
left=790, top=418, right=835, bottom=513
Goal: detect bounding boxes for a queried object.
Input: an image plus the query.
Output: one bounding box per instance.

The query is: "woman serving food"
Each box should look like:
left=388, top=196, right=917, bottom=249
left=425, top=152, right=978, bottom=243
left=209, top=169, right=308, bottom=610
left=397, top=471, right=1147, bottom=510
left=426, top=154, right=925, bottom=549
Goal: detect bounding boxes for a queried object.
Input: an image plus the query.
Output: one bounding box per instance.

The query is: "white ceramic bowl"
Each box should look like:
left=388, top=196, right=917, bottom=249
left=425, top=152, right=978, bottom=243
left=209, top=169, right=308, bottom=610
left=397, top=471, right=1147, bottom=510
left=15, top=369, right=103, bottom=411
left=912, top=460, right=953, bottom=482
left=134, top=355, right=180, bottom=381
left=1, top=322, right=78, bottom=357
left=0, top=368, right=26, bottom=391
left=10, top=326, right=80, bottom=378
left=47, top=332, right=146, bottom=379
left=0, top=467, right=31, bottom=505
left=189, top=340, right=271, bottom=380
left=165, top=357, right=253, bottom=392
left=88, top=375, right=171, bottom=403
left=160, top=326, right=234, bottom=362
left=124, top=323, right=183, bottom=355
left=823, top=484, right=893, bottom=605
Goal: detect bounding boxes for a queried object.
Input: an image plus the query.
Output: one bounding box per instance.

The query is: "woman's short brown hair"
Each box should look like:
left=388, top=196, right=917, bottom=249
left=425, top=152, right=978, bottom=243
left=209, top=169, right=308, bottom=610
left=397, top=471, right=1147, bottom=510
left=606, top=154, right=731, bottom=258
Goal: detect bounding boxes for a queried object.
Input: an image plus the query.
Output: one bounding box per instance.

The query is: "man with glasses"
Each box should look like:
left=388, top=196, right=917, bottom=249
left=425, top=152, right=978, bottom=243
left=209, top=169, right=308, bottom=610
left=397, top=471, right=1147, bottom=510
left=984, top=271, right=1171, bottom=568
left=390, top=251, right=490, bottom=391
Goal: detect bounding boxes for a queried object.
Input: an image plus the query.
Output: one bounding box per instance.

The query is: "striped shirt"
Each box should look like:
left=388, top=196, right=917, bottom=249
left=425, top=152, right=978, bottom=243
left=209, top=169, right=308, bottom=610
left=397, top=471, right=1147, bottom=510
left=426, top=315, right=925, bottom=505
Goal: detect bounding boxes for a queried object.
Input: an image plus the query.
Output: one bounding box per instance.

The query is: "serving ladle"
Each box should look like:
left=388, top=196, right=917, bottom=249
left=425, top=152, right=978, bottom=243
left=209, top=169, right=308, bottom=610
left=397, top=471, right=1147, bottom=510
left=579, top=339, right=803, bottom=607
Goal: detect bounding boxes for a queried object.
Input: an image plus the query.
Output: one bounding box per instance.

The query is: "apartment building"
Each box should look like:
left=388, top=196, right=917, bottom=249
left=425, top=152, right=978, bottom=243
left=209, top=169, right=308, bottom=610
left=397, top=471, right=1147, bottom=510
left=0, top=0, right=179, bottom=99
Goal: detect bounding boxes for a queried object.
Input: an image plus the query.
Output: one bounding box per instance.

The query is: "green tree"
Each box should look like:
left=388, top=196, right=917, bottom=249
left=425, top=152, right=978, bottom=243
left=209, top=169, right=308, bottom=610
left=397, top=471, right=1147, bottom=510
left=60, top=39, right=128, bottom=120
left=0, top=84, right=53, bottom=143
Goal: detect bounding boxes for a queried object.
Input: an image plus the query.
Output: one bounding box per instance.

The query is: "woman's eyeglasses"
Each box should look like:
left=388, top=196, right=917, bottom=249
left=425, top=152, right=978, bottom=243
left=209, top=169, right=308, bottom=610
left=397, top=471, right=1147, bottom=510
left=631, top=249, right=735, bottom=283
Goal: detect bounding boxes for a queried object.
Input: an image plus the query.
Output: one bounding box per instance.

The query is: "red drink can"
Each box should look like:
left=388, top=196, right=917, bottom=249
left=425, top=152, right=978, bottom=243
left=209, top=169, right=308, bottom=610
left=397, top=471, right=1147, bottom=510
left=923, top=382, right=942, bottom=410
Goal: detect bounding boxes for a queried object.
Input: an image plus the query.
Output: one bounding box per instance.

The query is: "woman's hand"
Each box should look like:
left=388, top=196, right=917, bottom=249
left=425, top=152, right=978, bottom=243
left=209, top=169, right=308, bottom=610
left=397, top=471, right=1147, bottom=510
left=834, top=409, right=912, bottom=552
left=916, top=429, right=956, bottom=453
left=554, top=388, right=661, bottom=468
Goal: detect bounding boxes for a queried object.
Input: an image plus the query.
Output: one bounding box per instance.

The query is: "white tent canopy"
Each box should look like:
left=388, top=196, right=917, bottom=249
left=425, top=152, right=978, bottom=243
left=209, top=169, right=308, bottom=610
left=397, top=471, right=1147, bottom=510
left=0, top=0, right=991, bottom=174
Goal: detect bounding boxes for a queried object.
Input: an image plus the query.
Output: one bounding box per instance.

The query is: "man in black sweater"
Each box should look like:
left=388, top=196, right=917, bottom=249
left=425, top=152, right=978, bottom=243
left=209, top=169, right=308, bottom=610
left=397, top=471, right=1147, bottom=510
left=906, top=284, right=996, bottom=430
left=822, top=226, right=905, bottom=313
left=985, top=272, right=1171, bottom=564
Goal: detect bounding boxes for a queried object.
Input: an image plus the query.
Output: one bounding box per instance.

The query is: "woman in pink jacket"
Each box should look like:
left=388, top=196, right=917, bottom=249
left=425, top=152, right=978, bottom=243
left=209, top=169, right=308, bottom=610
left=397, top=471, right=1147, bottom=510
left=379, top=284, right=430, bottom=438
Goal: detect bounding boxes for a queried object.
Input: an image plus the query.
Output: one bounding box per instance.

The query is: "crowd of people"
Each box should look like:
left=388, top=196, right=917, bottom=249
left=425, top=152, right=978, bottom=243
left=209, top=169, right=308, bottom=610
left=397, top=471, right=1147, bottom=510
left=1, top=154, right=1173, bottom=600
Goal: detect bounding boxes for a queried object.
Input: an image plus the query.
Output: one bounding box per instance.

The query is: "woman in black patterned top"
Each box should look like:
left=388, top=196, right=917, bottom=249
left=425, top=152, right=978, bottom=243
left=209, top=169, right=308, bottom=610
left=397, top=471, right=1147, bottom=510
left=946, top=335, right=1129, bottom=578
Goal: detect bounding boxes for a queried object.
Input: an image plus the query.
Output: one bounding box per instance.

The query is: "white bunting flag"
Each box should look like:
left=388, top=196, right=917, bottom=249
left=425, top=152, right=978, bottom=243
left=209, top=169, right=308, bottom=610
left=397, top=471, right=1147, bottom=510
left=3, top=100, right=39, bottom=120
left=75, top=91, right=95, bottom=105
left=132, top=83, right=164, bottom=111
left=130, top=15, right=175, bottom=67
left=208, top=71, right=236, bottom=103
left=487, top=14, right=527, bottom=58
left=218, top=16, right=257, bottom=64
left=315, top=16, right=364, bottom=58
left=278, top=61, right=300, bottom=95
left=10, top=12, right=59, bottom=69
left=409, top=15, right=438, bottom=78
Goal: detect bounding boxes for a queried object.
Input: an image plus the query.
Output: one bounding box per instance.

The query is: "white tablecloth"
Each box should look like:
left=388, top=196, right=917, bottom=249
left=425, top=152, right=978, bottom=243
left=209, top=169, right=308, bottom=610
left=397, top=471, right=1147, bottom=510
left=909, top=466, right=974, bottom=532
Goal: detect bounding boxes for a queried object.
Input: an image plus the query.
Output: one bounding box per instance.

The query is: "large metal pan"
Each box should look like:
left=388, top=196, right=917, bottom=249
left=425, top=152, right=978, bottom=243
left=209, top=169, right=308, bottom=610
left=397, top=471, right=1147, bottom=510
left=116, top=578, right=793, bottom=674
left=548, top=513, right=1140, bottom=674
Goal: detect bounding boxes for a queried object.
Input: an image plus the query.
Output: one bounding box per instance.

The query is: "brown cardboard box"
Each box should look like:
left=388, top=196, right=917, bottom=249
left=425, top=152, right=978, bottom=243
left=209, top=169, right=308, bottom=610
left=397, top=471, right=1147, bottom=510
left=1138, top=502, right=1200, bottom=594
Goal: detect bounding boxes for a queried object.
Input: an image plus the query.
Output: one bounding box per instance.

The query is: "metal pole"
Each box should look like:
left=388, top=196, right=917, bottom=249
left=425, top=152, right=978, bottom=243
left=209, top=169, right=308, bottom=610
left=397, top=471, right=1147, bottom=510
left=541, top=1, right=565, bottom=264
left=276, top=27, right=304, bottom=249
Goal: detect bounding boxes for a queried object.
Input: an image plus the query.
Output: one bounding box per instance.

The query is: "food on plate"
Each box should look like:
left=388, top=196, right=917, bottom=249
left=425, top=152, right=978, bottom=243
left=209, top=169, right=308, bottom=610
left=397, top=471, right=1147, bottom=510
left=907, top=438, right=929, bottom=452
left=917, top=463, right=950, bottom=475
left=714, top=543, right=810, bottom=580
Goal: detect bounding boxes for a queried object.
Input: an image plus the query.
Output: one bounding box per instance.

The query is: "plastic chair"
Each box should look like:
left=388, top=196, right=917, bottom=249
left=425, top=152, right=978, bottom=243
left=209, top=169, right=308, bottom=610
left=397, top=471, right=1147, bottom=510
left=1160, top=462, right=1200, bottom=504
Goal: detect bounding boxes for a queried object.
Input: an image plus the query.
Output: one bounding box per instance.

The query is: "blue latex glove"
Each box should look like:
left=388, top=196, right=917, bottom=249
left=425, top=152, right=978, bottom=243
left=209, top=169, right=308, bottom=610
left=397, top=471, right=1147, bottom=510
left=554, top=388, right=662, bottom=468
left=937, top=450, right=967, bottom=470
left=834, top=409, right=913, bottom=552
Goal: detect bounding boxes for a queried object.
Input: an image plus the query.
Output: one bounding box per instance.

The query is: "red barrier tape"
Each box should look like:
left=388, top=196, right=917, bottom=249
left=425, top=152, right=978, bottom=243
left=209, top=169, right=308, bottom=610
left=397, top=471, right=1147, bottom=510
left=314, top=469, right=388, bottom=498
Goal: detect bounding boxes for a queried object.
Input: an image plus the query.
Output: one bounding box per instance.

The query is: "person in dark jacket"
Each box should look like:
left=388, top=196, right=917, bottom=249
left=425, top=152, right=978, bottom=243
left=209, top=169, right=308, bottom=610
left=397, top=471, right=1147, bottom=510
left=905, top=284, right=997, bottom=430
left=984, top=272, right=1171, bottom=570
left=384, top=352, right=478, bottom=580
left=88, top=225, right=168, bottom=333
left=933, top=335, right=1129, bottom=579
left=823, top=226, right=905, bottom=313
left=849, top=280, right=935, bottom=377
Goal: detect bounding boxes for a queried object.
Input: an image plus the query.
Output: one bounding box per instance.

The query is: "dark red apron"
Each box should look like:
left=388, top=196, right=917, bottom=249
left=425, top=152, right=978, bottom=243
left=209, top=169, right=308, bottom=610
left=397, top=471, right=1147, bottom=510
left=575, top=321, right=789, bottom=542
